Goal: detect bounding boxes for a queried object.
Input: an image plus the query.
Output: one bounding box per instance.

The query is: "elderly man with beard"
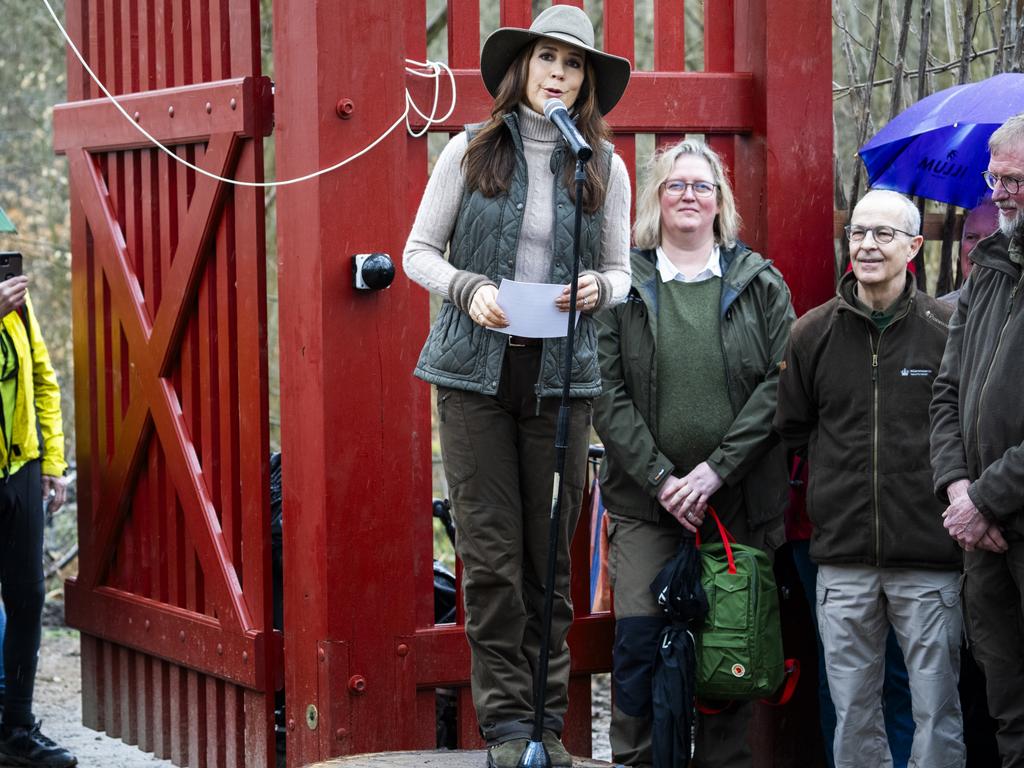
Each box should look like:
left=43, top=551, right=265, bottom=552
left=931, top=113, right=1024, bottom=768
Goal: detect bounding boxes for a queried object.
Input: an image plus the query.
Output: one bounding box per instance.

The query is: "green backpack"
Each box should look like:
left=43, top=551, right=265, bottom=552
left=695, top=509, right=785, bottom=700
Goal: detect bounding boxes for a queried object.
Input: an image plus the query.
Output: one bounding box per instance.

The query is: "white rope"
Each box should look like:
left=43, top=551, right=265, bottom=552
left=41, top=0, right=456, bottom=188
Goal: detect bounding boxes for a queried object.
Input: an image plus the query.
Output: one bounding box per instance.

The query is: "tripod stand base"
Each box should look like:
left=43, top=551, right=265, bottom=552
left=516, top=740, right=551, bottom=768
left=306, top=749, right=613, bottom=768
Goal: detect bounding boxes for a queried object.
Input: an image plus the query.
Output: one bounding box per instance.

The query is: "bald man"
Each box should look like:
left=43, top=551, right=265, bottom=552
left=943, top=199, right=999, bottom=304
left=777, top=189, right=964, bottom=768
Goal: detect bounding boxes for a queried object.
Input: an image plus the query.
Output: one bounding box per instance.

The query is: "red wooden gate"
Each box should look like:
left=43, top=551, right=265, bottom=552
left=274, top=0, right=832, bottom=766
left=55, top=2, right=277, bottom=766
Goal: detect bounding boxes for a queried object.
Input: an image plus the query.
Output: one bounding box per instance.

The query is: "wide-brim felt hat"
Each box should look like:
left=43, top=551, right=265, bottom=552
left=480, top=5, right=632, bottom=116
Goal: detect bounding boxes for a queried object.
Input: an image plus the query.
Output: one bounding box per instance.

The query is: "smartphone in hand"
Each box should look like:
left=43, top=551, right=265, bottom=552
left=0, top=252, right=23, bottom=282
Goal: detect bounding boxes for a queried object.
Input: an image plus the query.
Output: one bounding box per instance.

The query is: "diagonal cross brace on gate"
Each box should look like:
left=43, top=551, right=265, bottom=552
left=57, top=76, right=277, bottom=690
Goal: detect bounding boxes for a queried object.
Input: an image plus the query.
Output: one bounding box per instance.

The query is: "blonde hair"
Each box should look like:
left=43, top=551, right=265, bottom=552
left=633, top=140, right=741, bottom=249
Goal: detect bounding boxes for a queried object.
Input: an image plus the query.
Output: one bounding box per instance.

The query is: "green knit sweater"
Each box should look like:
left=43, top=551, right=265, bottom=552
left=656, top=277, right=734, bottom=475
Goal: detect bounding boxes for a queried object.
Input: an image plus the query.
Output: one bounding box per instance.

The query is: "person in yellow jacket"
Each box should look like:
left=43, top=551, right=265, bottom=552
left=0, top=275, right=77, bottom=767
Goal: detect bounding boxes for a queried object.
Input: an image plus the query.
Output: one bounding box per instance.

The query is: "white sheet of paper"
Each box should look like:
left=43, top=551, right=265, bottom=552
left=493, top=279, right=580, bottom=339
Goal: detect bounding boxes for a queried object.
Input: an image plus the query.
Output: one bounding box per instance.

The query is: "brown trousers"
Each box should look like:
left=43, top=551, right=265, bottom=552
left=438, top=344, right=591, bottom=745
left=607, top=490, right=771, bottom=768
left=964, top=543, right=1024, bottom=767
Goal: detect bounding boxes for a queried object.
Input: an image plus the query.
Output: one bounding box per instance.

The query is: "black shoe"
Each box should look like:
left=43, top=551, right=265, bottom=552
left=0, top=720, right=77, bottom=767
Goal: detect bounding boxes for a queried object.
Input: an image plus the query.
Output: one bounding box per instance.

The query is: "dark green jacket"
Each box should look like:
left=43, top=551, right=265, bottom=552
left=593, top=245, right=794, bottom=526
left=776, top=271, right=960, bottom=569
left=414, top=113, right=609, bottom=398
left=931, top=231, right=1024, bottom=538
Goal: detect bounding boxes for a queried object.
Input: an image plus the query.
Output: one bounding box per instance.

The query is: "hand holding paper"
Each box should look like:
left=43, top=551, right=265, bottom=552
left=494, top=280, right=582, bottom=339
left=555, top=273, right=600, bottom=312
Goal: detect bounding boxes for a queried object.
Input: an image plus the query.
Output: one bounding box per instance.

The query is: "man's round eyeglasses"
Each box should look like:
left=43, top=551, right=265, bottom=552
left=844, top=225, right=915, bottom=244
left=662, top=180, right=717, bottom=199
left=983, top=171, right=1023, bottom=195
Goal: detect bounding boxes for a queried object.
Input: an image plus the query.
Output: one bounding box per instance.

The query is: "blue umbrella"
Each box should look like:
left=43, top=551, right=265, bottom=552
left=859, top=73, right=1024, bottom=208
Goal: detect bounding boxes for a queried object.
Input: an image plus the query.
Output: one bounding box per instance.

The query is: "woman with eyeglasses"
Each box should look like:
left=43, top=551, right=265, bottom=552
left=402, top=6, right=631, bottom=767
left=592, top=140, right=795, bottom=767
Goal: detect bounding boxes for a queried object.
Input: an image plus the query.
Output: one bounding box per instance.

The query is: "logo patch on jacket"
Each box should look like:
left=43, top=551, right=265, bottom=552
left=900, top=368, right=933, bottom=377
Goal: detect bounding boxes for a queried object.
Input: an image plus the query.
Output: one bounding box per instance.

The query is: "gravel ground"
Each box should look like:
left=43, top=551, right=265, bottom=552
left=31, top=627, right=614, bottom=768
left=32, top=627, right=173, bottom=767
left=590, top=674, right=612, bottom=762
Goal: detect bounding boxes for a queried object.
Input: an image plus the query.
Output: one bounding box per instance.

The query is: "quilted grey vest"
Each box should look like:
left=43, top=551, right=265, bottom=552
left=414, top=112, right=609, bottom=398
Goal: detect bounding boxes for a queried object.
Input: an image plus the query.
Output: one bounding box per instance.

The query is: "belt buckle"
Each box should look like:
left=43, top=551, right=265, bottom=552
left=509, top=336, right=527, bottom=348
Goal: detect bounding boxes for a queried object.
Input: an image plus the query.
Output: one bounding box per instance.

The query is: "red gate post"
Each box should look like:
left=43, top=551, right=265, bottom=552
left=273, top=1, right=433, bottom=765
left=734, top=0, right=835, bottom=314
left=733, top=1, right=834, bottom=761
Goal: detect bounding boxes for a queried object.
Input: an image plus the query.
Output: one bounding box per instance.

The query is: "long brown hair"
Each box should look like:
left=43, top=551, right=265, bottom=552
left=461, top=41, right=613, bottom=214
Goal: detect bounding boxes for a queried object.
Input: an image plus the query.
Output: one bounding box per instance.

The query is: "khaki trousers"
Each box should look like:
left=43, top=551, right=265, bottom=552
left=438, top=345, right=591, bottom=744
left=606, top=491, right=767, bottom=768
left=816, top=564, right=964, bottom=768
left=964, top=544, right=1024, bottom=767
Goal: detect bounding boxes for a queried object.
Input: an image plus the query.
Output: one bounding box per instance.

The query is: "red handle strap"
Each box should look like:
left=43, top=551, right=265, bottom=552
left=762, top=659, right=801, bottom=707
left=696, top=698, right=730, bottom=715
left=694, top=507, right=736, bottom=575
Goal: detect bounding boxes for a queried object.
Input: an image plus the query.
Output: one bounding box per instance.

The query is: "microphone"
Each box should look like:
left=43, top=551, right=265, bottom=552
left=543, top=98, right=593, bottom=162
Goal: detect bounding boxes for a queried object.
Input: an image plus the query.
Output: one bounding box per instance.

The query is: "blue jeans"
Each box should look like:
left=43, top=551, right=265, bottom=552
left=792, top=541, right=913, bottom=768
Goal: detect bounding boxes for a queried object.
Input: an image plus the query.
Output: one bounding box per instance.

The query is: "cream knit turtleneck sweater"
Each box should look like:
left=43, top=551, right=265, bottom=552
left=403, top=104, right=631, bottom=311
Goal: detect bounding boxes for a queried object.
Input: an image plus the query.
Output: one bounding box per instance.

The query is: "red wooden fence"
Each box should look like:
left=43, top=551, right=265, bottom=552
left=56, top=1, right=276, bottom=766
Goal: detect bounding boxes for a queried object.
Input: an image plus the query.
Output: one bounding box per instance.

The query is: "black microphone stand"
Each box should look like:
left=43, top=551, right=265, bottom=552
left=518, top=156, right=589, bottom=768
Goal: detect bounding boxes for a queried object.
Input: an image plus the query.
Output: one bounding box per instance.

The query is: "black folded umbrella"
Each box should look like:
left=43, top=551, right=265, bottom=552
left=649, top=536, right=708, bottom=768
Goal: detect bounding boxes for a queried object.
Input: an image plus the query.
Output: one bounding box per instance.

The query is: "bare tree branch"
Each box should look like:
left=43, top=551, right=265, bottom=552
left=959, top=0, right=977, bottom=83
left=944, top=0, right=959, bottom=64
left=427, top=5, right=447, bottom=47
left=1014, top=3, right=1024, bottom=70
left=996, top=0, right=1012, bottom=73
left=910, top=0, right=935, bottom=289
left=981, top=0, right=999, bottom=45
left=888, top=0, right=903, bottom=49
left=917, top=0, right=934, bottom=100
left=889, top=0, right=916, bottom=119
left=937, top=206, right=960, bottom=295
left=832, top=41, right=1013, bottom=95
left=834, top=9, right=898, bottom=67
left=932, top=0, right=980, bottom=295
left=837, top=4, right=865, bottom=96
left=833, top=110, right=849, bottom=211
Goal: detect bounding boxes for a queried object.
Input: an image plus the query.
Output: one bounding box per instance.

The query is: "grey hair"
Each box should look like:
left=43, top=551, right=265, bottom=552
left=633, top=140, right=741, bottom=249
left=858, top=189, right=921, bottom=235
left=989, top=113, right=1024, bottom=154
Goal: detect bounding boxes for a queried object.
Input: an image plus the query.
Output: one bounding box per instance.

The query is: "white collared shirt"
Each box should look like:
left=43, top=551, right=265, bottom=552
left=655, top=245, right=722, bottom=283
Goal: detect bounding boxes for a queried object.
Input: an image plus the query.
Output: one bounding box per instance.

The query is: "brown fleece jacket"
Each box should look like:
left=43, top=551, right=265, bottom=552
left=775, top=271, right=960, bottom=570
